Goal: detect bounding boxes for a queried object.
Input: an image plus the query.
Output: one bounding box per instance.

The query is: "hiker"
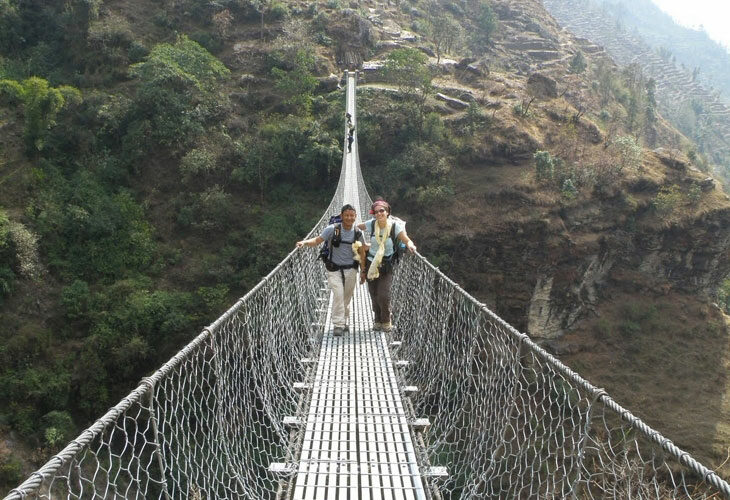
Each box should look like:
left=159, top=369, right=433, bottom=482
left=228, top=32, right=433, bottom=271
left=296, top=204, right=367, bottom=336
left=347, top=126, right=355, bottom=152
left=346, top=112, right=352, bottom=127
left=359, top=199, right=417, bottom=332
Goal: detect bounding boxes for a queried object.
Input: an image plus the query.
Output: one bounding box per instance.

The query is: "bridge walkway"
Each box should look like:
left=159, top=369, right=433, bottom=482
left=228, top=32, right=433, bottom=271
left=288, top=71, right=428, bottom=500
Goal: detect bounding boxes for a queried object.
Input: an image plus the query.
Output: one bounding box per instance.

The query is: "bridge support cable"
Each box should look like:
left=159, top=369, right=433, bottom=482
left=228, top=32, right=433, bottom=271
left=6, top=71, right=730, bottom=500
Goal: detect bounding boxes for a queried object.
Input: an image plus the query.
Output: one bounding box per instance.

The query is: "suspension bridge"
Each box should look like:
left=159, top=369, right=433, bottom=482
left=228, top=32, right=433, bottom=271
left=5, top=72, right=730, bottom=499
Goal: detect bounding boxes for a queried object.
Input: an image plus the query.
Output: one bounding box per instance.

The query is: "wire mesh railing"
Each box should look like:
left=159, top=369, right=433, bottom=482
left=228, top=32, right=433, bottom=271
left=390, top=254, right=730, bottom=499
left=5, top=71, right=730, bottom=500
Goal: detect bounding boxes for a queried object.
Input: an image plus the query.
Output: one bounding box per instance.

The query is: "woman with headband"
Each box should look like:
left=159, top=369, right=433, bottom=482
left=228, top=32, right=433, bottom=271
left=359, top=198, right=417, bottom=332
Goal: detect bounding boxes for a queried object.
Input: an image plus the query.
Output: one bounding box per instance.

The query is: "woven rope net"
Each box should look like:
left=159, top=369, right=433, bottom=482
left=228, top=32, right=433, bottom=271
left=5, top=74, right=730, bottom=500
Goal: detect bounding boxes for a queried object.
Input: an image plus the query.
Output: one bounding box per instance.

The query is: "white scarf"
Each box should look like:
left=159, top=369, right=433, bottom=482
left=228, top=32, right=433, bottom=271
left=367, top=218, right=393, bottom=280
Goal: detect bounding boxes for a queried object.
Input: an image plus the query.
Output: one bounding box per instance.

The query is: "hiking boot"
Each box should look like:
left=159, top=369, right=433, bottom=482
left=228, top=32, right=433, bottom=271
left=381, top=322, right=392, bottom=333
left=372, top=322, right=382, bottom=331
left=342, top=325, right=349, bottom=333
left=333, top=326, right=344, bottom=337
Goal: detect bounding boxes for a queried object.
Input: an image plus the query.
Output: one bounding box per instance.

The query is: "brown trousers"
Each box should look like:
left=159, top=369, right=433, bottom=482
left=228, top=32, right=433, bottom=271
left=366, top=270, right=393, bottom=324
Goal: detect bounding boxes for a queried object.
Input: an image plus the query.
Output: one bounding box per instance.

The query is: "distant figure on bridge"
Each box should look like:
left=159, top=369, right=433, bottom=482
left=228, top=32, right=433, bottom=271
left=296, top=204, right=367, bottom=336
left=346, top=112, right=352, bottom=127
left=347, top=126, right=355, bottom=153
left=359, top=199, right=417, bottom=333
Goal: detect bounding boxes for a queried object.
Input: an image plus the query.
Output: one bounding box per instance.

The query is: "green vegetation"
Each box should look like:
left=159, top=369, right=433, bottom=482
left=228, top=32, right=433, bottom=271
left=358, top=88, right=455, bottom=207
left=127, top=35, right=230, bottom=152
left=0, top=2, right=335, bottom=485
left=0, top=77, right=82, bottom=152
left=421, top=1, right=464, bottom=63
left=650, top=181, right=707, bottom=222
left=383, top=48, right=433, bottom=110
left=718, top=279, right=730, bottom=314
left=271, top=49, right=318, bottom=115
left=569, top=51, right=587, bottom=74
left=0, top=210, right=14, bottom=304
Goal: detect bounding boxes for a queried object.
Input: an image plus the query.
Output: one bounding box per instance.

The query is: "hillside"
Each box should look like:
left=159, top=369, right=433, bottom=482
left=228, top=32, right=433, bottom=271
left=543, top=0, right=730, bottom=191
left=1, top=0, right=730, bottom=490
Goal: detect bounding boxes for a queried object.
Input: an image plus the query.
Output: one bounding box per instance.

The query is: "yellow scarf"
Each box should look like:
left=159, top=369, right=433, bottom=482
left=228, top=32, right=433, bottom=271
left=367, top=219, right=392, bottom=280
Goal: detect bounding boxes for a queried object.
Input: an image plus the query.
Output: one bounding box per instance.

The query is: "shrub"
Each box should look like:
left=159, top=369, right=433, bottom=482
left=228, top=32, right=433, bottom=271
left=129, top=35, right=230, bottom=150
left=269, top=2, right=289, bottom=20
left=41, top=410, right=75, bottom=450
left=196, top=284, right=229, bottom=313
left=0, top=210, right=14, bottom=303
left=687, top=182, right=702, bottom=205
left=178, top=185, right=232, bottom=232
left=612, top=135, right=642, bottom=172
left=61, top=280, right=91, bottom=320
left=0, top=77, right=82, bottom=152
left=180, top=148, right=218, bottom=181
left=718, top=278, right=730, bottom=314
left=569, top=51, right=587, bottom=74
left=469, top=0, right=497, bottom=52
left=0, top=455, right=23, bottom=488
left=415, top=184, right=454, bottom=205
left=534, top=150, right=554, bottom=183
left=653, top=185, right=684, bottom=220
left=561, top=178, right=578, bottom=200
left=383, top=48, right=432, bottom=105
left=127, top=41, right=149, bottom=63
left=8, top=222, right=42, bottom=280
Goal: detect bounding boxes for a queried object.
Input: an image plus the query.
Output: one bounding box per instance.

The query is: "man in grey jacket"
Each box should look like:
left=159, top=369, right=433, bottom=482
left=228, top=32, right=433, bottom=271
left=296, top=204, right=367, bottom=336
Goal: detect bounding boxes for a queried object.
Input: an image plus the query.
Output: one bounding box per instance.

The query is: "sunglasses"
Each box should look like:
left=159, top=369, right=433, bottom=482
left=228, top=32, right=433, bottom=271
left=374, top=209, right=387, bottom=214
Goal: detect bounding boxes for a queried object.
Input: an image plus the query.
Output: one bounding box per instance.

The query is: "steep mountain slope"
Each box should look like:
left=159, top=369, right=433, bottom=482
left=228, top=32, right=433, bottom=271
left=543, top=0, right=730, bottom=188
left=1, top=0, right=730, bottom=489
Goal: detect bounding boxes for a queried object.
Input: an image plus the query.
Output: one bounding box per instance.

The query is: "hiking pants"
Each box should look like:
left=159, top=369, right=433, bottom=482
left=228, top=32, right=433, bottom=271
left=327, top=268, right=358, bottom=328
left=367, top=272, right=393, bottom=324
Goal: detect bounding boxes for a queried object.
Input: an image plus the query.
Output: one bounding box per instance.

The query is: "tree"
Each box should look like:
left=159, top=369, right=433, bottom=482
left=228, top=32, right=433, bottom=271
left=424, top=4, right=462, bottom=64
left=128, top=35, right=230, bottom=149
left=251, top=0, right=272, bottom=40
left=469, top=0, right=497, bottom=54
left=212, top=9, right=234, bottom=39
left=383, top=48, right=432, bottom=110
left=271, top=49, right=318, bottom=115
left=569, top=51, right=587, bottom=74
left=0, top=77, right=82, bottom=152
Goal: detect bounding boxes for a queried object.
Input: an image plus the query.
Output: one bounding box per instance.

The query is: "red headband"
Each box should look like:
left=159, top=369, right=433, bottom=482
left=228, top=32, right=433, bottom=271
left=370, top=201, right=390, bottom=214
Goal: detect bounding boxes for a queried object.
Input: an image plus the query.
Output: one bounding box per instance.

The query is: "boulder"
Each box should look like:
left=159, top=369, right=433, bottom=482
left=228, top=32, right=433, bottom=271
left=456, top=57, right=478, bottom=69
left=700, top=177, right=715, bottom=191
left=435, top=93, right=470, bottom=110
left=527, top=72, right=558, bottom=98
left=653, top=148, right=689, bottom=170
left=317, top=74, right=341, bottom=92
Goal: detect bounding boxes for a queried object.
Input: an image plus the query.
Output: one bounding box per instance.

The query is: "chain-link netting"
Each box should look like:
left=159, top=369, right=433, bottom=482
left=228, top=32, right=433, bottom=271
left=390, top=255, right=730, bottom=499
left=6, top=71, right=730, bottom=500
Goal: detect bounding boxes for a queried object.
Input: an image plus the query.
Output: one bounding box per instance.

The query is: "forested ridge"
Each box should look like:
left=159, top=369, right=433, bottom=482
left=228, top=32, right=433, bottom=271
left=2, top=0, right=730, bottom=490
left=0, top=0, right=487, bottom=486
